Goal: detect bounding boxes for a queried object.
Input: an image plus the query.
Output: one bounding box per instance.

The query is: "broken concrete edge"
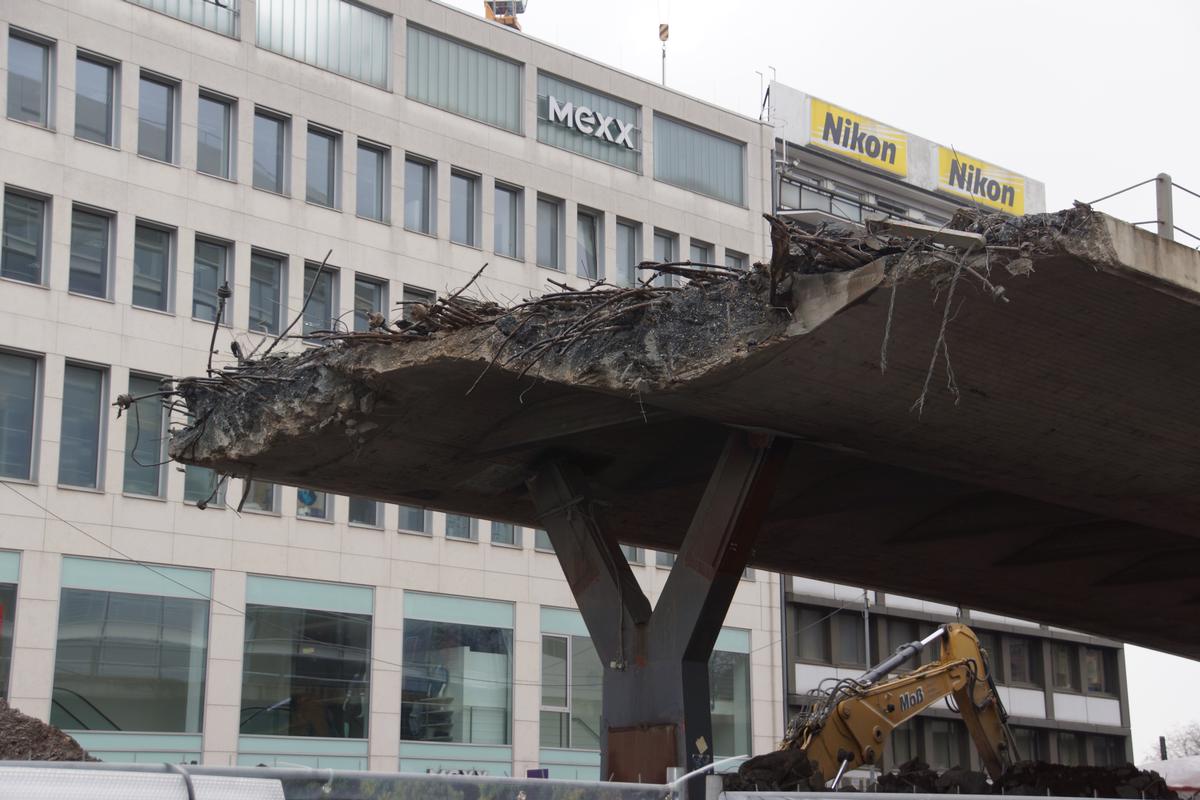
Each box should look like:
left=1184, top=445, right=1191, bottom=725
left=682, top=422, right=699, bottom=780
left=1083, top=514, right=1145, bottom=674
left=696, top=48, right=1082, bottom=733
left=166, top=206, right=1122, bottom=479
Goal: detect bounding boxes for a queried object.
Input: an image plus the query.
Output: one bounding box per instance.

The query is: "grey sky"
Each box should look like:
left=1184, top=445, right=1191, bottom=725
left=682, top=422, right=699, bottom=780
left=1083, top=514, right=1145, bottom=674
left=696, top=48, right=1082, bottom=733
left=446, top=0, right=1200, bottom=759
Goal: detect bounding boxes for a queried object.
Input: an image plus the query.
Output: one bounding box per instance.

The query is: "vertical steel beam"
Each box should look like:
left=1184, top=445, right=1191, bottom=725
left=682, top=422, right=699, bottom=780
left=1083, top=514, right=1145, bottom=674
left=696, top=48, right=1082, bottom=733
left=1156, top=173, right=1174, bottom=241
left=527, top=429, right=790, bottom=788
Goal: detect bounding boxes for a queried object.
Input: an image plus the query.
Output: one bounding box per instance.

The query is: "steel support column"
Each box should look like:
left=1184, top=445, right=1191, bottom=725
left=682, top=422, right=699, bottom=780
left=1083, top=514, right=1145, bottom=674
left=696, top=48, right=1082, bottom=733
left=527, top=429, right=790, bottom=786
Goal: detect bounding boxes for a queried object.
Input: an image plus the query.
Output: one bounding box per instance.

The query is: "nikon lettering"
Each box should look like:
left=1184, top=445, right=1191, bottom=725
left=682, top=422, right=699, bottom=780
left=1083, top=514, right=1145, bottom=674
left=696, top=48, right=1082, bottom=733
left=808, top=98, right=907, bottom=177
left=937, top=149, right=1025, bottom=215
left=548, top=96, right=636, bottom=149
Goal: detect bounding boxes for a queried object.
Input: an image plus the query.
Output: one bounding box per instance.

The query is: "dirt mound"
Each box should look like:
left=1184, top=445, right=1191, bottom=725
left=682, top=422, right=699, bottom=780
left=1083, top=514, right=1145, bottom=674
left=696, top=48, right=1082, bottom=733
left=724, top=749, right=826, bottom=792
left=0, top=699, right=97, bottom=761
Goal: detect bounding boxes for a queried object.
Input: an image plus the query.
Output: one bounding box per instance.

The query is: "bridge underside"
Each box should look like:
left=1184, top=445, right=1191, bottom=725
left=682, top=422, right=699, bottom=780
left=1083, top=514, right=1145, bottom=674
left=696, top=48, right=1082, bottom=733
left=171, top=209, right=1200, bottom=659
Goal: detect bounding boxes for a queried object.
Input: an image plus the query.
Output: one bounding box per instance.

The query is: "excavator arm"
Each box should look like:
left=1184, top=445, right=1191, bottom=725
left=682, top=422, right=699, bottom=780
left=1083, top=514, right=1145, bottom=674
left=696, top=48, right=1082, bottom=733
left=787, top=624, right=1015, bottom=783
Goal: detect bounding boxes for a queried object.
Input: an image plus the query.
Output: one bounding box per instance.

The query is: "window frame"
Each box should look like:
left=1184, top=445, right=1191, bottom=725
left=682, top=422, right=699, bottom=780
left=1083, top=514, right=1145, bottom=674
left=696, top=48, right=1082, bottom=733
left=248, top=249, right=287, bottom=335
left=449, top=168, right=480, bottom=248
left=493, top=182, right=523, bottom=261
left=397, top=504, right=433, bottom=536
left=57, top=360, right=108, bottom=491
left=536, top=194, right=564, bottom=270
left=403, top=155, right=435, bottom=235
left=576, top=207, right=602, bottom=280
left=123, top=371, right=168, bottom=498
left=136, top=70, right=179, bottom=164
left=1051, top=641, right=1081, bottom=692
left=192, top=235, right=232, bottom=324
left=7, top=29, right=55, bottom=129
left=444, top=513, right=478, bottom=541
left=0, top=348, right=42, bottom=484
left=724, top=249, right=748, bottom=270
left=305, top=124, right=342, bottom=210
left=355, top=139, right=390, bottom=223
left=241, top=480, right=279, bottom=515
left=347, top=497, right=382, bottom=528
left=689, top=239, right=713, bottom=266
left=131, top=219, right=176, bottom=313
left=1, top=187, right=51, bottom=286
left=400, top=285, right=436, bottom=324
left=67, top=203, right=115, bottom=300
left=196, top=89, right=236, bottom=180
left=352, top=273, right=387, bottom=333
left=615, top=218, right=641, bottom=287
left=301, top=261, right=339, bottom=339
left=74, top=50, right=118, bottom=147
left=295, top=487, right=332, bottom=521
left=252, top=107, right=290, bottom=196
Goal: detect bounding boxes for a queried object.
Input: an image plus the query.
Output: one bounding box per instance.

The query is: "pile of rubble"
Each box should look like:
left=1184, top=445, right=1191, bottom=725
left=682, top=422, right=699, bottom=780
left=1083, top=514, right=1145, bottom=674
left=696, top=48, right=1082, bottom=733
left=0, top=699, right=95, bottom=761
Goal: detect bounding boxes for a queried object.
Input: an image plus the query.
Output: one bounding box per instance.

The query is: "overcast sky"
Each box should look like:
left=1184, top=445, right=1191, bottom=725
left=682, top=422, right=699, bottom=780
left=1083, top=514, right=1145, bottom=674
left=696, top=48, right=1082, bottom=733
left=444, top=0, right=1200, bottom=760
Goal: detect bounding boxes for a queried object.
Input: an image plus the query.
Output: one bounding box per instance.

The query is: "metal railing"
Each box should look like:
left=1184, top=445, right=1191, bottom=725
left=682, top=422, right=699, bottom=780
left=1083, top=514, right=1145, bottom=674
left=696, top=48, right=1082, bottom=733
left=1087, top=173, right=1200, bottom=246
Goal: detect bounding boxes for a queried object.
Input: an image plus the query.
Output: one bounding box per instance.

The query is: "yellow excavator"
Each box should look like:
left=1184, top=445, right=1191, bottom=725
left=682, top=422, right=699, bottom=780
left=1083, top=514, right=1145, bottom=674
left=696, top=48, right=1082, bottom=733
left=782, top=623, right=1017, bottom=786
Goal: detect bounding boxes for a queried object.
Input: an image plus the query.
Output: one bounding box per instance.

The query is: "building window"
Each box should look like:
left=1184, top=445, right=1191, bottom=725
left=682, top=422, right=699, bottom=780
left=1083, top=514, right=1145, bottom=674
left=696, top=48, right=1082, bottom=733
left=445, top=514, right=476, bottom=540
left=398, top=505, right=429, bottom=534
left=75, top=54, right=116, bottom=146
left=616, top=219, right=639, bottom=287
left=58, top=364, right=105, bottom=489
left=689, top=240, right=712, bottom=265
left=253, top=110, right=288, bottom=194
left=794, top=605, right=830, bottom=664
left=406, top=26, right=521, bottom=133
left=450, top=170, right=479, bottom=247
left=1008, top=637, right=1036, bottom=685
left=242, top=480, right=277, bottom=513
left=240, top=580, right=372, bottom=739
left=1084, top=646, right=1115, bottom=694
left=306, top=126, right=340, bottom=209
left=710, top=648, right=751, bottom=757
left=296, top=488, right=329, bottom=520
left=619, top=544, right=643, bottom=565
left=725, top=250, right=747, bottom=270
left=356, top=142, right=388, bottom=222
left=69, top=207, right=111, bottom=298
left=833, top=609, right=865, bottom=667
left=401, top=285, right=435, bottom=324
left=127, top=0, right=239, bottom=37
left=2, top=190, right=47, bottom=284
left=491, top=522, right=517, bottom=546
left=536, top=72, right=640, bottom=171
left=891, top=723, right=921, bottom=767
left=928, top=719, right=967, bottom=770
left=184, top=463, right=225, bottom=507
left=133, top=222, right=173, bottom=311
left=7, top=32, right=52, bottom=127
left=653, top=229, right=677, bottom=287
left=249, top=251, right=285, bottom=334
left=577, top=209, right=600, bottom=279
left=886, top=618, right=919, bottom=663
left=0, top=352, right=38, bottom=481
left=402, top=614, right=513, bottom=745
left=537, top=195, right=562, bottom=269
left=192, top=238, right=229, bottom=322
left=137, top=73, right=176, bottom=163
left=975, top=630, right=1002, bottom=680
left=540, top=634, right=602, bottom=750
left=1012, top=726, right=1044, bottom=762
left=0, top=579, right=14, bottom=699
left=257, top=0, right=389, bottom=89
left=302, top=263, right=337, bottom=338
left=51, top=580, right=209, bottom=733
left=653, top=114, right=745, bottom=206
left=124, top=374, right=166, bottom=496
left=1091, top=735, right=1125, bottom=767
left=1052, top=642, right=1079, bottom=690
left=494, top=183, right=521, bottom=260
left=404, top=157, right=434, bottom=235
left=534, top=529, right=553, bottom=552
left=656, top=551, right=675, bottom=568
left=348, top=497, right=380, bottom=527
left=831, top=195, right=863, bottom=223
left=352, top=275, right=385, bottom=333
left=197, top=92, right=233, bottom=179
left=1057, top=730, right=1084, bottom=766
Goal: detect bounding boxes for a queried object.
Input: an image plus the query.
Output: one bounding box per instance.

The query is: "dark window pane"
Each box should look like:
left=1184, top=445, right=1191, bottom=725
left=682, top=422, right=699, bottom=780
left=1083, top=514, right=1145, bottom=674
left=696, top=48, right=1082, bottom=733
left=834, top=611, right=865, bottom=666
left=124, top=374, right=165, bottom=495
left=398, top=505, right=427, bottom=533
left=577, top=211, right=598, bottom=279
left=296, top=488, right=328, bottom=519
left=7, top=36, right=49, bottom=125
left=197, top=95, right=231, bottom=178
left=1053, top=642, right=1078, bottom=690
left=2, top=191, right=46, bottom=284
left=69, top=209, right=110, bottom=298
left=445, top=514, right=473, bottom=540
left=494, top=186, right=518, bottom=259
left=404, top=159, right=432, bottom=233
left=0, top=582, right=15, bottom=699
left=491, top=522, right=515, bottom=546
left=58, top=365, right=103, bottom=488
left=51, top=588, right=208, bottom=732
left=356, top=145, right=385, bottom=221
left=249, top=253, right=283, bottom=334
left=243, top=480, right=276, bottom=513
left=795, top=606, right=829, bottom=663
left=253, top=113, right=286, bottom=193
left=348, top=497, right=379, bottom=526
left=656, top=551, right=675, bottom=568
left=192, top=240, right=227, bottom=322
left=302, top=265, right=335, bottom=337
left=450, top=172, right=476, bottom=246
left=133, top=224, right=171, bottom=310
left=184, top=465, right=224, bottom=506
left=401, top=286, right=435, bottom=324
left=138, top=77, right=174, bottom=161
left=0, top=353, right=37, bottom=480
left=540, top=635, right=567, bottom=707
left=75, top=57, right=114, bottom=145
left=353, top=278, right=383, bottom=332
left=306, top=129, right=337, bottom=207
left=241, top=604, right=371, bottom=738
left=725, top=250, right=747, bottom=269
left=534, top=529, right=553, bottom=551
left=1009, top=638, right=1033, bottom=685
left=402, top=618, right=511, bottom=744
left=689, top=241, right=710, bottom=264
left=536, top=198, right=560, bottom=268
left=709, top=649, right=750, bottom=757
left=616, top=221, right=637, bottom=286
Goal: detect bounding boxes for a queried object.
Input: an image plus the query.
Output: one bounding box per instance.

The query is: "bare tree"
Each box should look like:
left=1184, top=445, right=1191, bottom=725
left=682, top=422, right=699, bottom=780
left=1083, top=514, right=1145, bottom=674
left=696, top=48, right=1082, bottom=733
left=1148, top=722, right=1200, bottom=760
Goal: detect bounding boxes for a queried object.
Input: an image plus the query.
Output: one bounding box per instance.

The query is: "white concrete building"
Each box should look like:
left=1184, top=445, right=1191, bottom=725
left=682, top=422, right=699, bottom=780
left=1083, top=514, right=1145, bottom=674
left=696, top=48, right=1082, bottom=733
left=0, top=0, right=781, bottom=777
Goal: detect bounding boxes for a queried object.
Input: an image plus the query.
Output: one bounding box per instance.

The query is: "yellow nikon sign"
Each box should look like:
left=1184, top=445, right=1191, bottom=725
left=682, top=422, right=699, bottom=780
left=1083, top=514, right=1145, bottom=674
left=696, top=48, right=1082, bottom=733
left=937, top=149, right=1025, bottom=215
left=809, top=98, right=907, bottom=177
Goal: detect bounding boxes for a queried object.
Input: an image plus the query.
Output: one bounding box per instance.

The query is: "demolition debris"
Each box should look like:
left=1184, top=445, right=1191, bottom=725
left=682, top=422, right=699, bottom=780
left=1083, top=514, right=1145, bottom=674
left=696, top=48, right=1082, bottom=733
left=0, top=699, right=95, bottom=762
